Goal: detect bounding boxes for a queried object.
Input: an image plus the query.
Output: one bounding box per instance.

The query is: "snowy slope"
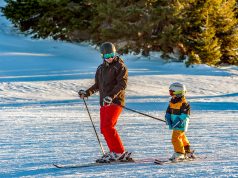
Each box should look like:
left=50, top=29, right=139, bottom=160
left=0, top=2, right=238, bottom=177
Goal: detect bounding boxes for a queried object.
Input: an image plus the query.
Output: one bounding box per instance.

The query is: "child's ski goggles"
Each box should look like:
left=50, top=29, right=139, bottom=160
left=169, top=90, right=175, bottom=96
left=102, top=52, right=115, bottom=59
left=169, top=89, right=184, bottom=96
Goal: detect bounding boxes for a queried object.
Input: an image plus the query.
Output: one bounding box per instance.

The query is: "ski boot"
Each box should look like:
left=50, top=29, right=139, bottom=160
left=169, top=152, right=185, bottom=162
left=118, top=151, right=133, bottom=162
left=184, top=145, right=196, bottom=159
left=96, top=151, right=133, bottom=163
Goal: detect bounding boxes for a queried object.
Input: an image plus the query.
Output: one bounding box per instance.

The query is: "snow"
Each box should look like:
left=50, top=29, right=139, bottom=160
left=0, top=2, right=238, bottom=177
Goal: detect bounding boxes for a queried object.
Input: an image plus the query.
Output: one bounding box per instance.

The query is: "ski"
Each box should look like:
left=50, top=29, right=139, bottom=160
left=53, top=155, right=207, bottom=169
left=53, top=158, right=154, bottom=169
left=154, top=155, right=207, bottom=165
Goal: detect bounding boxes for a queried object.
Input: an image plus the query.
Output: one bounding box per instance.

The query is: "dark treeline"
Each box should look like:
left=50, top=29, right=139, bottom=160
left=1, top=0, right=238, bottom=66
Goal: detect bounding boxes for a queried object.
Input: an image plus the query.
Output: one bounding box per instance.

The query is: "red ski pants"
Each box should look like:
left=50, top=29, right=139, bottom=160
left=100, top=104, right=125, bottom=154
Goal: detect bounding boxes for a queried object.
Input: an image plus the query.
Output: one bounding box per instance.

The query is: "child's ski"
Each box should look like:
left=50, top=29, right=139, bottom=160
left=154, top=156, right=207, bottom=165
left=53, top=158, right=154, bottom=169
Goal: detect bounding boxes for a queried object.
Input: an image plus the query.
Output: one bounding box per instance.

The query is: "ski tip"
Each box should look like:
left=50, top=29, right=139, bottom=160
left=53, top=164, right=62, bottom=168
left=120, top=158, right=135, bottom=162
left=154, top=159, right=165, bottom=165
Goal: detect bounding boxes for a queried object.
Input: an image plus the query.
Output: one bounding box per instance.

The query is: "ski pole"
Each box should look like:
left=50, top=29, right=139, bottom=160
left=117, top=104, right=166, bottom=123
left=82, top=98, right=105, bottom=155
left=172, top=120, right=184, bottom=128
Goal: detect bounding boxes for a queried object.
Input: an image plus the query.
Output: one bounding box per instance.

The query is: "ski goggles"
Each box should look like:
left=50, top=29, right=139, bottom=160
left=102, top=52, right=116, bottom=59
left=169, top=90, right=175, bottom=96
left=169, top=90, right=184, bottom=96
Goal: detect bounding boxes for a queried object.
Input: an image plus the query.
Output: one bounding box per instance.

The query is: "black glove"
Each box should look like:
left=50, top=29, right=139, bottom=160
left=78, top=89, right=87, bottom=98
left=103, top=96, right=112, bottom=105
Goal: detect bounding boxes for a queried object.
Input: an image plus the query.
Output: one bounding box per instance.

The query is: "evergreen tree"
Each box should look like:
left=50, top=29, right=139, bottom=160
left=211, top=0, right=238, bottom=65
left=91, top=0, right=152, bottom=54
left=219, top=29, right=238, bottom=65
left=2, top=0, right=96, bottom=40
left=148, top=0, right=185, bottom=57
left=2, top=0, right=41, bottom=32
left=1, top=0, right=237, bottom=65
left=187, top=51, right=201, bottom=66
left=181, top=0, right=222, bottom=65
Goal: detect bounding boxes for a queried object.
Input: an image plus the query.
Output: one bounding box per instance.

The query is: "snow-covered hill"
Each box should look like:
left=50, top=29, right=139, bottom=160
left=0, top=1, right=237, bottom=177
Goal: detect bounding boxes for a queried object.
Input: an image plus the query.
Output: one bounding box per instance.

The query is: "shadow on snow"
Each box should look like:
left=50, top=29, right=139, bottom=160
left=0, top=93, right=237, bottom=111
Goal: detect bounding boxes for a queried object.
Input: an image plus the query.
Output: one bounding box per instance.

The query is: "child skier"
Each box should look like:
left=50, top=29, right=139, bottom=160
left=165, top=82, right=194, bottom=161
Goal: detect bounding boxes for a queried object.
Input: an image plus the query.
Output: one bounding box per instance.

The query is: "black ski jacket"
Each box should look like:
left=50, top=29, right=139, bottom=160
left=86, top=57, right=128, bottom=106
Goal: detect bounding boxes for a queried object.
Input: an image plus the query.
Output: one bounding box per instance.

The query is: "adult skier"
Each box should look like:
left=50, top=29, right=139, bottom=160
left=165, top=82, right=194, bottom=161
left=78, top=42, right=131, bottom=163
